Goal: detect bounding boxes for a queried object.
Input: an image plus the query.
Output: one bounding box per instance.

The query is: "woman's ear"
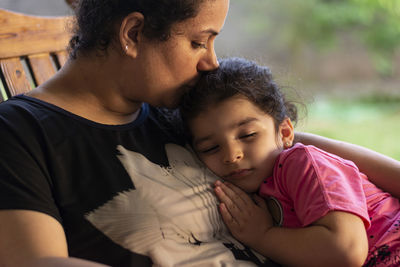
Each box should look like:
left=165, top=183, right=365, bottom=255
left=279, top=118, right=294, bottom=149
left=119, top=12, right=145, bottom=58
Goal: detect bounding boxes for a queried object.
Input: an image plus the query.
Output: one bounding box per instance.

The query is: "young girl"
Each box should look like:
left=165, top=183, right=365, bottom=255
left=180, top=57, right=400, bottom=267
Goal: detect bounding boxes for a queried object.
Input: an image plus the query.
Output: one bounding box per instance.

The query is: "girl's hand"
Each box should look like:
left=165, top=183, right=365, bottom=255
left=214, top=180, right=274, bottom=247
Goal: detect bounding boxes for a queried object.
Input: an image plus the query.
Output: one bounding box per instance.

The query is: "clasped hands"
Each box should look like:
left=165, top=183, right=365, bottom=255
left=214, top=180, right=274, bottom=249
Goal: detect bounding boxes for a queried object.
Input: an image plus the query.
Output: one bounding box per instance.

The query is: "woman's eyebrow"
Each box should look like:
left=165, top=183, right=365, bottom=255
left=199, top=28, right=221, bottom=36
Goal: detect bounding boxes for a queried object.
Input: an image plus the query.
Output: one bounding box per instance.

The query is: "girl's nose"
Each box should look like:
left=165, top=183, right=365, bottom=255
left=223, top=146, right=243, bottom=164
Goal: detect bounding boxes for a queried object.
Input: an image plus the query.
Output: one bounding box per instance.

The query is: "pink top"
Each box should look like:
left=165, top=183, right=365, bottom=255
left=259, top=143, right=400, bottom=266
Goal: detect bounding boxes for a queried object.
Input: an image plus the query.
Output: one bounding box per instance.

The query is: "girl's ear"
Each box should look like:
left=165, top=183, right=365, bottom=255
left=119, top=12, right=145, bottom=58
left=279, top=118, right=294, bottom=149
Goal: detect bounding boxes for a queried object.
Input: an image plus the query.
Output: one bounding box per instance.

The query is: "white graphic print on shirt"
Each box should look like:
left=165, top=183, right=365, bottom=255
left=86, top=144, right=267, bottom=266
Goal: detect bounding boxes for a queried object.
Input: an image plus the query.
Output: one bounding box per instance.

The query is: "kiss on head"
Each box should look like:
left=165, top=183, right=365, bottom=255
left=0, top=1, right=399, bottom=266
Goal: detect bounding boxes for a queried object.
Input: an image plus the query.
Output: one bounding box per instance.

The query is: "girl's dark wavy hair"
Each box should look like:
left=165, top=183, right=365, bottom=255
left=180, top=57, right=299, bottom=140
left=69, top=0, right=206, bottom=58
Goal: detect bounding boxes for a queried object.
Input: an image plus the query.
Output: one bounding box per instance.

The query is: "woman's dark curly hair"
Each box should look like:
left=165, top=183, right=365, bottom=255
left=69, top=0, right=207, bottom=58
left=180, top=57, right=298, bottom=139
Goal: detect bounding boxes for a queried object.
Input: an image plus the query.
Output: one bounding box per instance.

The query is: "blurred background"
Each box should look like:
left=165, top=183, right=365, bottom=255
left=1, top=0, right=399, bottom=159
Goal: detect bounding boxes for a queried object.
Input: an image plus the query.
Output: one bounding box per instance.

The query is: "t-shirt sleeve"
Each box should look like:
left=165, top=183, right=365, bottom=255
left=0, top=112, right=61, bottom=222
left=279, top=146, right=370, bottom=228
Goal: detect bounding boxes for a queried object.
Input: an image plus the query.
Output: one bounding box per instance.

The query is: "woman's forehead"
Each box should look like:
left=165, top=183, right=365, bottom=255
left=172, top=0, right=229, bottom=35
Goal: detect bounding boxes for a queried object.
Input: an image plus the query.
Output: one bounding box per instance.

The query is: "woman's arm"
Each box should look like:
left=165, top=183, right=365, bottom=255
left=31, top=258, right=109, bottom=267
left=295, top=132, right=400, bottom=198
left=0, top=210, right=108, bottom=267
left=214, top=181, right=368, bottom=267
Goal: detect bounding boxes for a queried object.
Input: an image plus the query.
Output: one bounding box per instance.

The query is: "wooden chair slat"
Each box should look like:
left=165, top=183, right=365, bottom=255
left=0, top=80, right=7, bottom=102
left=0, top=57, right=32, bottom=97
left=0, top=9, right=73, bottom=58
left=0, top=5, right=73, bottom=103
left=55, top=51, right=69, bottom=68
left=28, top=53, right=57, bottom=86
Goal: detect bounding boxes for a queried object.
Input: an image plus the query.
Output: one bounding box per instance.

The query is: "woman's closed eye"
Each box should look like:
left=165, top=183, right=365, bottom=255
left=191, top=41, right=208, bottom=50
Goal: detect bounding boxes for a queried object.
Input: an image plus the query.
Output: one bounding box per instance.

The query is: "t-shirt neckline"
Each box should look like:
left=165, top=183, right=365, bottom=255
left=13, top=94, right=149, bottom=130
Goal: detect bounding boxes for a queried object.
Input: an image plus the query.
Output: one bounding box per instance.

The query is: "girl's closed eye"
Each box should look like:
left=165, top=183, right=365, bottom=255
left=198, top=144, right=219, bottom=154
left=239, top=132, right=257, bottom=140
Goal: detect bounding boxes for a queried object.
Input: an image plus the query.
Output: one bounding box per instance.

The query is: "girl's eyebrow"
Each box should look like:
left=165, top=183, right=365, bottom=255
left=193, top=117, right=259, bottom=147
left=236, top=117, right=258, bottom=127
left=193, top=135, right=212, bottom=148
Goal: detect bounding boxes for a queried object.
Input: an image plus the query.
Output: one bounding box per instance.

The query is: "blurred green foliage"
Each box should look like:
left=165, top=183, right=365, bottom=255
left=229, top=1, right=400, bottom=159
left=297, top=96, right=400, bottom=160
left=235, top=0, right=400, bottom=77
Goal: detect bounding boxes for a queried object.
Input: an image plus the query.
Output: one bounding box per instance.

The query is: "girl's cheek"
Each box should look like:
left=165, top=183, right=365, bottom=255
left=200, top=156, right=212, bottom=168
left=204, top=158, right=220, bottom=175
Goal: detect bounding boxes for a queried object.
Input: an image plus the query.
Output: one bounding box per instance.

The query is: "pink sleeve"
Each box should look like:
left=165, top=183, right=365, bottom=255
left=279, top=146, right=371, bottom=228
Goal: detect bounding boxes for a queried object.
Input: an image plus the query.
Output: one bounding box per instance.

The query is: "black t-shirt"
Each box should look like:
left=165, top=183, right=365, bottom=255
left=0, top=95, right=277, bottom=267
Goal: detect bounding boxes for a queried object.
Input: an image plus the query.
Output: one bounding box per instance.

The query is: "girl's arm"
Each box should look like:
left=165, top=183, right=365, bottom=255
left=214, top=181, right=368, bottom=267
left=258, top=211, right=368, bottom=267
left=295, top=132, right=400, bottom=198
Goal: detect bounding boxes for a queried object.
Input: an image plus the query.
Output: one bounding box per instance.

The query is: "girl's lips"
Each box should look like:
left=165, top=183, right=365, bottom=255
left=223, top=169, right=253, bottom=180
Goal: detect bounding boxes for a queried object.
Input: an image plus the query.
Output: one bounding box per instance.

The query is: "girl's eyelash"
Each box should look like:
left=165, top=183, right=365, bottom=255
left=198, top=133, right=256, bottom=154
left=192, top=41, right=208, bottom=49
left=240, top=133, right=257, bottom=139
left=200, top=145, right=218, bottom=154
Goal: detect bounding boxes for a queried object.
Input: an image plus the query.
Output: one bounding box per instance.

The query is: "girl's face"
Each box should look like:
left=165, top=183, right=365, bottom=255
left=131, top=0, right=230, bottom=108
left=189, top=95, right=294, bottom=193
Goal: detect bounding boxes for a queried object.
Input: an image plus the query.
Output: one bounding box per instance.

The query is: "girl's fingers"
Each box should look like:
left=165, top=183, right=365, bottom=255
left=214, top=183, right=246, bottom=212
left=215, top=187, right=245, bottom=222
left=214, top=186, right=236, bottom=209
left=224, top=182, right=253, bottom=204
left=219, top=202, right=238, bottom=228
left=216, top=181, right=252, bottom=208
left=214, top=182, right=255, bottom=224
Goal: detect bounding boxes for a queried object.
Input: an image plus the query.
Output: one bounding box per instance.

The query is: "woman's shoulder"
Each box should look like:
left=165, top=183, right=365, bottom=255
left=0, top=95, right=50, bottom=123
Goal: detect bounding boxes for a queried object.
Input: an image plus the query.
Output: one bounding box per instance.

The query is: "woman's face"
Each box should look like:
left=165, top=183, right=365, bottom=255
left=133, top=0, right=230, bottom=108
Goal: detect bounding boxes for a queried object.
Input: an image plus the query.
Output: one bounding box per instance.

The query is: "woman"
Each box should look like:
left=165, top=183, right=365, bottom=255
left=0, top=0, right=398, bottom=266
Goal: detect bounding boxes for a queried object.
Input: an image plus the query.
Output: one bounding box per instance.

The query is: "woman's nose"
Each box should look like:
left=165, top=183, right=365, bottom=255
left=197, top=45, right=219, bottom=72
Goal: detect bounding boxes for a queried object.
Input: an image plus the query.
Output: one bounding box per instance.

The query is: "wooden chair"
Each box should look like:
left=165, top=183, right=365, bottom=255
left=0, top=8, right=73, bottom=103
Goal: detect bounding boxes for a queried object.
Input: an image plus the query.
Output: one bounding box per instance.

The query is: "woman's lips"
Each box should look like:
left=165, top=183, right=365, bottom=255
left=223, top=169, right=253, bottom=180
